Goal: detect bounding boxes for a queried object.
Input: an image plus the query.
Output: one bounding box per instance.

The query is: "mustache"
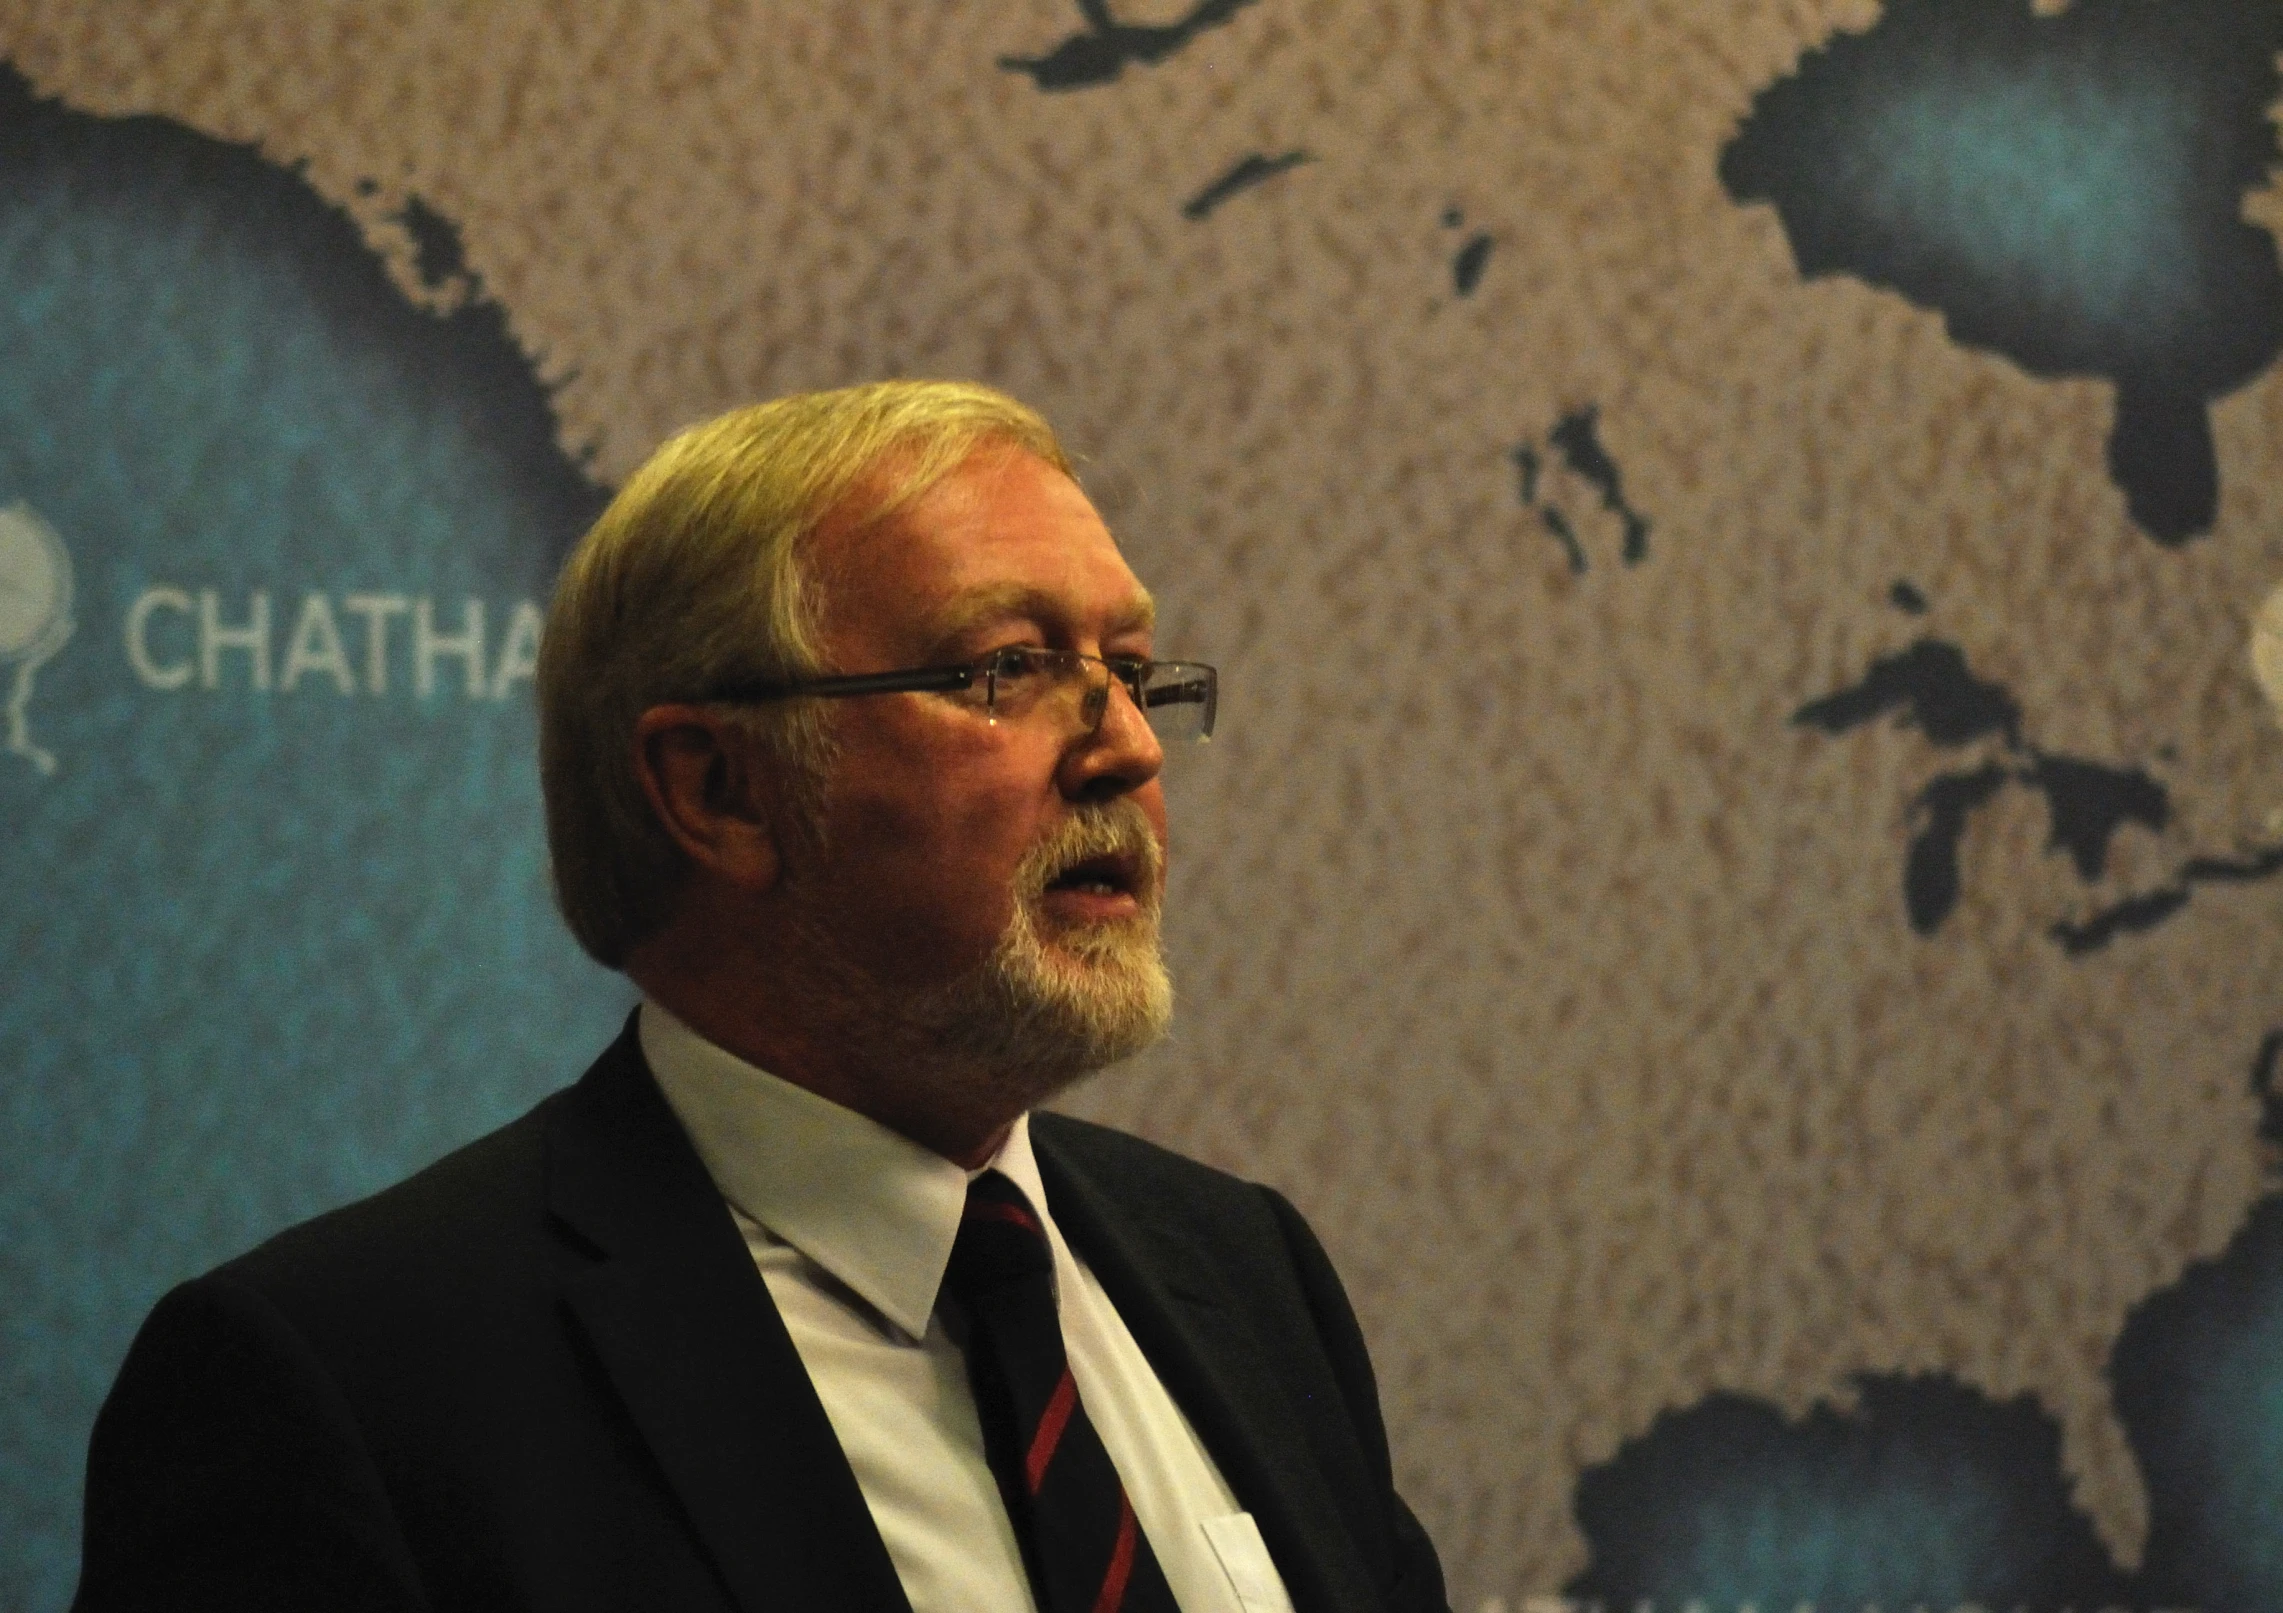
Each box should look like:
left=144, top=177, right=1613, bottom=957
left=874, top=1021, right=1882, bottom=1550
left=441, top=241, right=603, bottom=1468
left=1012, top=798, right=1164, bottom=907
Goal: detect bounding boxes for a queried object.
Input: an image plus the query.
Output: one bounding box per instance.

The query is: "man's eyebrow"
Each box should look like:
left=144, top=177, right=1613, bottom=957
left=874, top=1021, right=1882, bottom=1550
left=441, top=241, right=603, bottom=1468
left=923, top=584, right=1157, bottom=649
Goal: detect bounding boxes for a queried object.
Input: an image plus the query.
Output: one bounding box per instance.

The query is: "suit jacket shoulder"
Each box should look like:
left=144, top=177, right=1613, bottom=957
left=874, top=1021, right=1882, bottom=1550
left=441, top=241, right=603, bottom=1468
left=81, top=1029, right=899, bottom=1613
left=215, top=1082, right=569, bottom=1360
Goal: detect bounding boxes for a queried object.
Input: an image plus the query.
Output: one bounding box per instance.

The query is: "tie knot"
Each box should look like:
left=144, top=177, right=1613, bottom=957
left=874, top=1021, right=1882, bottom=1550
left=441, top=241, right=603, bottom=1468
left=946, top=1170, right=1054, bottom=1296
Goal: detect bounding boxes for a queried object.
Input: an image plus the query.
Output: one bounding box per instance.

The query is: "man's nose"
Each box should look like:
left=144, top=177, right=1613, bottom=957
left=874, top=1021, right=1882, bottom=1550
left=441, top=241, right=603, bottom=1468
left=1061, top=672, right=1163, bottom=801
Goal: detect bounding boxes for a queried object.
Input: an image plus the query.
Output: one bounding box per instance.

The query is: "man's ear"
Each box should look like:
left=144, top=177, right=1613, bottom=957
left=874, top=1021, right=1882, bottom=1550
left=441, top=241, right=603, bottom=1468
left=631, top=704, right=783, bottom=893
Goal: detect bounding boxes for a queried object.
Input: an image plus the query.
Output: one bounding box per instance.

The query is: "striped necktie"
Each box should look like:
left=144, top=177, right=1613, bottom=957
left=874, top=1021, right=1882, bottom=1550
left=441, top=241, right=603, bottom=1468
left=943, top=1170, right=1179, bottom=1613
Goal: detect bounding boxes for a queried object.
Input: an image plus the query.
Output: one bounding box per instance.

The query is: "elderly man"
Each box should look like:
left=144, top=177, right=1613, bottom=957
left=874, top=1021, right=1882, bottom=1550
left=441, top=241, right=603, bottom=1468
left=76, top=382, right=1448, bottom=1613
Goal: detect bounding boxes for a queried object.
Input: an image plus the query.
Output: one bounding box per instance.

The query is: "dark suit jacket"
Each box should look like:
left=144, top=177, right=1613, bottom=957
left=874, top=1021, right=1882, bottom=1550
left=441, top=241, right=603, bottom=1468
left=76, top=1023, right=1448, bottom=1613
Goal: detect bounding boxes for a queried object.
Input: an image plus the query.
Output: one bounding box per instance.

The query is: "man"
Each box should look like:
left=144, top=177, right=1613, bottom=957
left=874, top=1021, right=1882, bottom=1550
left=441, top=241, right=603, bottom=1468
left=76, top=381, right=1448, bottom=1613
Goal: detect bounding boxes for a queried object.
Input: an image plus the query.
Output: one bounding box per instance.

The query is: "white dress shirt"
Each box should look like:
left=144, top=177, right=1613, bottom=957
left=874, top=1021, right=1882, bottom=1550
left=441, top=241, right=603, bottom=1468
left=640, top=1001, right=1296, bottom=1613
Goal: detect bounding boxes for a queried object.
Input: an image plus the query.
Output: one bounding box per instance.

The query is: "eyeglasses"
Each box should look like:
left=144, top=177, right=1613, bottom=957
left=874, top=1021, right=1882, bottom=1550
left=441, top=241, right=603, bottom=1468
left=711, top=647, right=1218, bottom=743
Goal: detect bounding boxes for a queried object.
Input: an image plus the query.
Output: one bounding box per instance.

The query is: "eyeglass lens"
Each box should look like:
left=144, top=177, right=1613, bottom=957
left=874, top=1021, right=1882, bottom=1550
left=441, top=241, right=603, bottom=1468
left=982, top=650, right=1215, bottom=742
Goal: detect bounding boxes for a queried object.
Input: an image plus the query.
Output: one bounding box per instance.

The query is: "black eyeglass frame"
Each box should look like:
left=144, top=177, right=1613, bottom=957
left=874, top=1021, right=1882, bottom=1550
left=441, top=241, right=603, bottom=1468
left=706, top=648, right=1218, bottom=739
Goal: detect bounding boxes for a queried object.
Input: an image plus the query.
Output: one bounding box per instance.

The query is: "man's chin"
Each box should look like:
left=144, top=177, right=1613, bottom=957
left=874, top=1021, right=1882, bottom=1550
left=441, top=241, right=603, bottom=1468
left=958, top=913, right=1173, bottom=1080
left=1036, top=910, right=1159, bottom=967
left=814, top=887, right=1172, bottom=1130
left=1019, top=945, right=1172, bottom=1061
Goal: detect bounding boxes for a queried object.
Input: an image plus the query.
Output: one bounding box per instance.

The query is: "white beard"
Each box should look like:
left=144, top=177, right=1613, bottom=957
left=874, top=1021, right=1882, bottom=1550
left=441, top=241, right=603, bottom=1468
left=804, top=797, right=1174, bottom=1122
left=895, top=796, right=1172, bottom=1078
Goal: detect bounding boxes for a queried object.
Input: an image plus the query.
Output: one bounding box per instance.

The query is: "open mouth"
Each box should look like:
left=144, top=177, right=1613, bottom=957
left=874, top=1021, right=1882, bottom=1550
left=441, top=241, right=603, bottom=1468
left=1044, top=851, right=1142, bottom=900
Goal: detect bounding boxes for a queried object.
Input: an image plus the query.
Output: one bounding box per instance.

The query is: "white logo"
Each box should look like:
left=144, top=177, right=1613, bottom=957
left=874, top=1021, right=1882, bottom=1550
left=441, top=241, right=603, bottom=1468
left=0, top=501, right=73, bottom=775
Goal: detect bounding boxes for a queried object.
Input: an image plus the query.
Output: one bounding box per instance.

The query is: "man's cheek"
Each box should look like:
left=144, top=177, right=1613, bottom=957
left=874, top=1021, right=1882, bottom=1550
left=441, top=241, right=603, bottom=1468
left=872, top=863, right=1024, bottom=982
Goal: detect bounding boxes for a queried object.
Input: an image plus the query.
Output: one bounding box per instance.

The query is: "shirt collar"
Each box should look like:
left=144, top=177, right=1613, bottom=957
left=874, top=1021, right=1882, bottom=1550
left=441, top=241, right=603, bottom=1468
left=638, top=999, right=1046, bottom=1340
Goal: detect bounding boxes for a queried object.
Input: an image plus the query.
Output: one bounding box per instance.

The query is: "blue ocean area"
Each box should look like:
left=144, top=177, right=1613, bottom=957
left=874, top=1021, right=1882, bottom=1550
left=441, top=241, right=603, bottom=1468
left=1722, top=0, right=2283, bottom=544
left=1570, top=1182, right=2283, bottom=1608
left=1569, top=1376, right=2127, bottom=1611
left=0, top=66, right=628, bottom=1609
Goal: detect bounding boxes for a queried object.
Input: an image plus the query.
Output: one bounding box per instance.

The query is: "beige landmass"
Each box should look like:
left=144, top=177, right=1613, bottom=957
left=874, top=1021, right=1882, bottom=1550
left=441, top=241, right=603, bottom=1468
left=8, top=0, right=2281, bottom=1599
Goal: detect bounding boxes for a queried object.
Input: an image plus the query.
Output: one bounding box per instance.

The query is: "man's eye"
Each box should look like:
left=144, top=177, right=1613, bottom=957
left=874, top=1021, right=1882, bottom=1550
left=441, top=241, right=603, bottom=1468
left=985, top=647, right=1045, bottom=680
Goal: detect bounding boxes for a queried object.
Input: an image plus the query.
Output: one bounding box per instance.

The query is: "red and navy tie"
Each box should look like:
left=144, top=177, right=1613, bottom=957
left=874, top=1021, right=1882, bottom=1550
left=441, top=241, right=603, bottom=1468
left=943, top=1170, right=1178, bottom=1613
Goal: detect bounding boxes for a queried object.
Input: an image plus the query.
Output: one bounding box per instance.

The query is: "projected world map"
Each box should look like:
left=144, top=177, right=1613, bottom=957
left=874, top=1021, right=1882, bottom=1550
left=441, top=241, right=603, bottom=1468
left=8, top=1, right=2283, bottom=1609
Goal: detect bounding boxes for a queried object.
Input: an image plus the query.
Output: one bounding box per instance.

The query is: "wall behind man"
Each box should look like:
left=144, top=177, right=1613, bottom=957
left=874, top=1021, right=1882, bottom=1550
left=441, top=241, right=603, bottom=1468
left=5, top=3, right=2282, bottom=1609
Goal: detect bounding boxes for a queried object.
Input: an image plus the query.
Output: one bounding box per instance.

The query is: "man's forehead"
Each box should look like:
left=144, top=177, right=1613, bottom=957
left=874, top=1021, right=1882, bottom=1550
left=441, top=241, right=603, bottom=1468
left=924, top=579, right=1157, bottom=641
left=815, top=446, right=1157, bottom=654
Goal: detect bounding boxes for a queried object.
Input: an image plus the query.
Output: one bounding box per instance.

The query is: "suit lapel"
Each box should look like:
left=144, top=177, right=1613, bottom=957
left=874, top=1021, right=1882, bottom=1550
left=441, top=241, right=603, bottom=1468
left=545, top=1027, right=912, bottom=1613
left=1034, top=1129, right=1384, bottom=1613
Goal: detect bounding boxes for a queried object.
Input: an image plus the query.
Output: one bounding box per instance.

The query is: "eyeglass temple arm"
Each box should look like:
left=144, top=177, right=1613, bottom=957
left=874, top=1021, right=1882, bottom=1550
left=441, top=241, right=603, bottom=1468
left=709, top=666, right=979, bottom=704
